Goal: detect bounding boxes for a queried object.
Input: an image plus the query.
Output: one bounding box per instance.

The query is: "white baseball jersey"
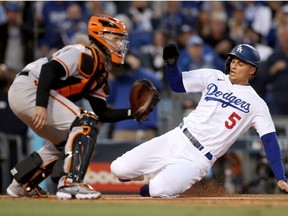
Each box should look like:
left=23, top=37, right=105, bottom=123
left=111, top=68, right=276, bottom=198
left=182, top=68, right=275, bottom=158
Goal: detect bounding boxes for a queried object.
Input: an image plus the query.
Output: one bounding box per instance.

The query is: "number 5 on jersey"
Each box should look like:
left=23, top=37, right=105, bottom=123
left=225, top=112, right=241, bottom=129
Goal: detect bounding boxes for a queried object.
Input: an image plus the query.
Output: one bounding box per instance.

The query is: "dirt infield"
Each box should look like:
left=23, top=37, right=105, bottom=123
left=1, top=194, right=288, bottom=207
left=103, top=194, right=288, bottom=207
left=1, top=180, right=287, bottom=207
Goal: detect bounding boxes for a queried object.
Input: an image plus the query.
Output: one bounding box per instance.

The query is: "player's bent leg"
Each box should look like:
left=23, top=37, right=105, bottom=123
left=110, top=158, right=132, bottom=180
left=56, top=110, right=101, bottom=200
left=148, top=175, right=180, bottom=198
left=146, top=162, right=207, bottom=198
left=110, top=157, right=145, bottom=182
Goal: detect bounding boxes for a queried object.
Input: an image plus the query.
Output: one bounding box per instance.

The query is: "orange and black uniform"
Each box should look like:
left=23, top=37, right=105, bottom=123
left=37, top=46, right=133, bottom=122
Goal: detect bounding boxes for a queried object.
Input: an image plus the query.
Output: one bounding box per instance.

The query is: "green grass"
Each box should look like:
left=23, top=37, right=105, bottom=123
left=0, top=199, right=288, bottom=216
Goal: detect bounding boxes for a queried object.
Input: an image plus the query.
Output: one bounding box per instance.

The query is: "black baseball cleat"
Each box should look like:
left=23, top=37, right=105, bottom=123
left=139, top=184, right=150, bottom=197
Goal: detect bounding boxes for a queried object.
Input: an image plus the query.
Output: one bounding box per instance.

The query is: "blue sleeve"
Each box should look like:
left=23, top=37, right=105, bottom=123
left=261, top=132, right=286, bottom=181
left=165, top=64, right=186, bottom=93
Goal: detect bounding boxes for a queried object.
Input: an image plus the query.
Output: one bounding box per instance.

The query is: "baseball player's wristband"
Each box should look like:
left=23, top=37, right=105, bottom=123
left=128, top=109, right=132, bottom=117
left=166, top=65, right=185, bottom=93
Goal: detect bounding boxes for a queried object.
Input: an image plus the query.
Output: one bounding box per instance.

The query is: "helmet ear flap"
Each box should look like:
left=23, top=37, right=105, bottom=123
left=224, top=57, right=231, bottom=74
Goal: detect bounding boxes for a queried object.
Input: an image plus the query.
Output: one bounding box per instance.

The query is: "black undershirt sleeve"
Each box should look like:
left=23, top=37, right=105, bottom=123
left=87, top=95, right=134, bottom=122
left=36, top=60, right=66, bottom=107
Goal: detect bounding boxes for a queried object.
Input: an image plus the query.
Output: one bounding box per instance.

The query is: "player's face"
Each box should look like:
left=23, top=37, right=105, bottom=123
left=103, top=33, right=127, bottom=52
left=229, top=57, right=256, bottom=85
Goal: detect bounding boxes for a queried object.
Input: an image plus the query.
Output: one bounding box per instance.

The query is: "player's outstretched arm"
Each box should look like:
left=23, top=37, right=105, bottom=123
left=261, top=132, right=288, bottom=192
left=163, top=44, right=186, bottom=93
left=87, top=96, right=134, bottom=122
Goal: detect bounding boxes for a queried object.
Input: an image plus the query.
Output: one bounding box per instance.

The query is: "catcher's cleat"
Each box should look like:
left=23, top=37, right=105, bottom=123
left=56, top=183, right=101, bottom=200
left=139, top=184, right=150, bottom=197
left=7, top=179, right=48, bottom=198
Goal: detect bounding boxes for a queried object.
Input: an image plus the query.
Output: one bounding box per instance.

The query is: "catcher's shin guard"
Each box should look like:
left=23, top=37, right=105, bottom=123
left=10, top=151, right=57, bottom=195
left=64, top=110, right=100, bottom=182
left=10, top=152, right=42, bottom=184
left=24, top=159, right=57, bottom=193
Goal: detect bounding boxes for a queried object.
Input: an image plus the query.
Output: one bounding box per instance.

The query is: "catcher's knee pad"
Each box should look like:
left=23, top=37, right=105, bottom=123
left=65, top=110, right=100, bottom=182
left=10, top=151, right=57, bottom=192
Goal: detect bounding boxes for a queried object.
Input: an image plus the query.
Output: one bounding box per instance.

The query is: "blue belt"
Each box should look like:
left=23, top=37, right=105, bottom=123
left=179, top=122, right=213, bottom=161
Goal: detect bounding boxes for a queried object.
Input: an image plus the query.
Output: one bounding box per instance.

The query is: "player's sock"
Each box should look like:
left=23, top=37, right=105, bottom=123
left=139, top=184, right=150, bottom=197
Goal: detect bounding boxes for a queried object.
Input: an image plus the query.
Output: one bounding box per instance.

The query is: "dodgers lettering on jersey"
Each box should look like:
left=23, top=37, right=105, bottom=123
left=181, top=69, right=275, bottom=158
left=204, top=83, right=250, bottom=113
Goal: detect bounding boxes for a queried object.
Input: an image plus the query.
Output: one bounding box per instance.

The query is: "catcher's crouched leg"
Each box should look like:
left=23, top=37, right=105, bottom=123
left=7, top=151, right=57, bottom=198
left=56, top=110, right=101, bottom=199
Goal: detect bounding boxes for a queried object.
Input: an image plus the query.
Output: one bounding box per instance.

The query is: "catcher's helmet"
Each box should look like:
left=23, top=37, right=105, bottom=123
left=88, top=15, right=129, bottom=64
left=225, top=44, right=261, bottom=74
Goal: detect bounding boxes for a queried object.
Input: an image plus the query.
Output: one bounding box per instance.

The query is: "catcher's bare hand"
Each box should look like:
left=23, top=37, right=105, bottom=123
left=33, top=106, right=47, bottom=130
left=277, top=180, right=288, bottom=193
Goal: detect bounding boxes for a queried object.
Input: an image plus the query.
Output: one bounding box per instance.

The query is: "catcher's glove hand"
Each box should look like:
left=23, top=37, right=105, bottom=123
left=129, top=79, right=160, bottom=121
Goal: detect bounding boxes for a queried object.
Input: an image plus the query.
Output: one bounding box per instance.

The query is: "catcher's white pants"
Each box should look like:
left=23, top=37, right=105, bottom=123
left=111, top=126, right=216, bottom=198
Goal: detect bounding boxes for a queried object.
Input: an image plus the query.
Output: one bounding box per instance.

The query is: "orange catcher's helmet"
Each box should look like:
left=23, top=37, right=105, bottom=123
left=88, top=15, right=129, bottom=64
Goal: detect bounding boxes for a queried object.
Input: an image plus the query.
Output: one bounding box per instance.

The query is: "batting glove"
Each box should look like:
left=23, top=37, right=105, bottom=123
left=163, top=44, right=180, bottom=66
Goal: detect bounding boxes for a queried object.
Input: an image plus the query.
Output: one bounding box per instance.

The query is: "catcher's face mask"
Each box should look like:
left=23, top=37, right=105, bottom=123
left=88, top=15, right=129, bottom=64
left=101, top=33, right=129, bottom=63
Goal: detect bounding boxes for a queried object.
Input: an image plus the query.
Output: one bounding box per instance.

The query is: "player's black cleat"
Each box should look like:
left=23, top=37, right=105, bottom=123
left=139, top=184, right=150, bottom=197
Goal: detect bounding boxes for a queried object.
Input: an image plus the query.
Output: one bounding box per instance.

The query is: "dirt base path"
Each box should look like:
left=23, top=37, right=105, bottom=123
left=1, top=194, right=288, bottom=207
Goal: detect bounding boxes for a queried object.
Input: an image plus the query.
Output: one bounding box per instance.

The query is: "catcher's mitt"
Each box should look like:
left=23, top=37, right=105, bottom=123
left=129, top=79, right=160, bottom=121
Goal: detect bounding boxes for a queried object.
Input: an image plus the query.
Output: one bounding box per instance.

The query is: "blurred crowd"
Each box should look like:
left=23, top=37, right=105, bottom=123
left=0, top=1, right=288, bottom=194
left=0, top=1, right=287, bottom=116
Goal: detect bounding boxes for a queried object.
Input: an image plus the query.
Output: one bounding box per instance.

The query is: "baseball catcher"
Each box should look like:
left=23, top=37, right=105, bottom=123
left=6, top=15, right=157, bottom=200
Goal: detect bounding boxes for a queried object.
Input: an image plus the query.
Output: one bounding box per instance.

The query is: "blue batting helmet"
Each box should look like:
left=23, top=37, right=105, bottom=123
left=225, top=44, right=261, bottom=74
